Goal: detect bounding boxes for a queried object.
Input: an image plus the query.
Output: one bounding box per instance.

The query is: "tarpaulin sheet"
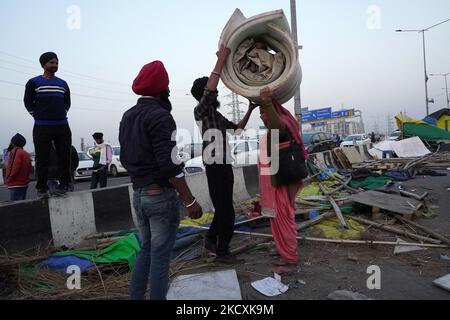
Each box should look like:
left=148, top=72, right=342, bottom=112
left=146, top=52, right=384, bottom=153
left=54, top=234, right=140, bottom=270
left=403, top=123, right=450, bottom=142
left=39, top=256, right=94, bottom=273
left=311, top=217, right=365, bottom=240
left=350, top=176, right=392, bottom=190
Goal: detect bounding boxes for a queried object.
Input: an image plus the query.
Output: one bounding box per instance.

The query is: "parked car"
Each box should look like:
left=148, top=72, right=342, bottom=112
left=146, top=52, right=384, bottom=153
left=75, top=152, right=94, bottom=180
left=340, top=134, right=371, bottom=147
left=182, top=143, right=203, bottom=159
left=109, top=146, right=127, bottom=177
left=177, top=151, right=191, bottom=163
left=183, top=139, right=260, bottom=174
left=302, top=132, right=336, bottom=154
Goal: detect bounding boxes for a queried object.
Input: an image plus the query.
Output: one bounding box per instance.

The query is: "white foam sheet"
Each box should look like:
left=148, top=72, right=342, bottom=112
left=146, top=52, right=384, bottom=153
left=391, top=137, right=431, bottom=158
left=219, top=9, right=302, bottom=104
left=167, top=269, right=242, bottom=300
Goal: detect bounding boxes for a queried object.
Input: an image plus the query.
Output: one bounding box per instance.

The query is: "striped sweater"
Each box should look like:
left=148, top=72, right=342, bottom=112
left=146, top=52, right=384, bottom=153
left=24, top=75, right=71, bottom=125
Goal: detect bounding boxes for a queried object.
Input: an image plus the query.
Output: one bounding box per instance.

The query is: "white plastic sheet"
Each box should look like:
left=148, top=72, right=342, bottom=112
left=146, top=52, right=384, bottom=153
left=251, top=277, right=289, bottom=297
left=391, top=136, right=431, bottom=158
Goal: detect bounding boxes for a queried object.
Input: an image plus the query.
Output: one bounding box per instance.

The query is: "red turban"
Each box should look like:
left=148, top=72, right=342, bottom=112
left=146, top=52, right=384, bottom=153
left=132, top=61, right=169, bottom=96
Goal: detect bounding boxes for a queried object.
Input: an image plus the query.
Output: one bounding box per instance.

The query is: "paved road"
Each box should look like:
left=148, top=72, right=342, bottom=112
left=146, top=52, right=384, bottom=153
left=0, top=175, right=131, bottom=203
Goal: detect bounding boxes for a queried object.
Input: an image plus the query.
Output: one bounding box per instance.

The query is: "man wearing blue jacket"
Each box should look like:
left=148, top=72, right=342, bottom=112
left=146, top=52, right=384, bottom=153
left=24, top=52, right=72, bottom=198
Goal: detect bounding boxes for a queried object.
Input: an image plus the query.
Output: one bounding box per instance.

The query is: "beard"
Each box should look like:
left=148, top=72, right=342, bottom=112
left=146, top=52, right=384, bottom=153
left=46, top=66, right=58, bottom=73
left=160, top=90, right=172, bottom=111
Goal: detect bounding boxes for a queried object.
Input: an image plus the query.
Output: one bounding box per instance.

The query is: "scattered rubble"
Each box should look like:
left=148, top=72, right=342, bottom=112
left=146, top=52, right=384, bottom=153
left=1, top=135, right=449, bottom=300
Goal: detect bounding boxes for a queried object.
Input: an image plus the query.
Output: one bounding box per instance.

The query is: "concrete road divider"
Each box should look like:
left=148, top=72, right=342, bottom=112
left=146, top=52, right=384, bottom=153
left=0, top=165, right=260, bottom=253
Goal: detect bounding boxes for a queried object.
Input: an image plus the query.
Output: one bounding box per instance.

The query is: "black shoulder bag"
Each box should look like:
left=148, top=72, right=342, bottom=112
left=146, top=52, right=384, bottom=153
left=270, top=130, right=308, bottom=187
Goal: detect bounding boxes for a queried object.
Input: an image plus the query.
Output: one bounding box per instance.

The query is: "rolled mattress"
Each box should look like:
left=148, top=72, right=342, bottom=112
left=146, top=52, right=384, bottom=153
left=219, top=9, right=302, bottom=104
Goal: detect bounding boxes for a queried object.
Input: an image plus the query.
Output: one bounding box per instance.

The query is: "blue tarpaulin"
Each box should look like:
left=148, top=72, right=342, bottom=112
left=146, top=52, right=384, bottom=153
left=39, top=255, right=95, bottom=272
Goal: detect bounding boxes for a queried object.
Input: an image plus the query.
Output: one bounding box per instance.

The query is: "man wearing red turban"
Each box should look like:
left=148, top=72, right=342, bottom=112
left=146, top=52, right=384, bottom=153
left=132, top=60, right=170, bottom=96
left=120, top=60, right=203, bottom=300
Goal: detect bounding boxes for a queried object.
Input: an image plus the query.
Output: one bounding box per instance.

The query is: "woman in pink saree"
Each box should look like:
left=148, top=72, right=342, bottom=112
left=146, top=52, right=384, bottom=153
left=257, top=87, right=308, bottom=265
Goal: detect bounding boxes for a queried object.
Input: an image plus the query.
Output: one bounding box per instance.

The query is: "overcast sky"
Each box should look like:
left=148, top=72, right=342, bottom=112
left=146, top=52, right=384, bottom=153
left=1, top=0, right=449, bottom=152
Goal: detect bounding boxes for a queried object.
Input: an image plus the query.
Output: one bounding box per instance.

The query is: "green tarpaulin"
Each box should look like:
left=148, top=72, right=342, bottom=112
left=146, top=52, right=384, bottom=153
left=55, top=234, right=140, bottom=270
left=403, top=123, right=450, bottom=142
left=350, top=176, right=392, bottom=190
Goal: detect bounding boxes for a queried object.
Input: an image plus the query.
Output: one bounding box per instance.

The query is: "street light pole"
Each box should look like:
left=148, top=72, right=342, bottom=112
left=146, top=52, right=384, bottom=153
left=430, top=73, right=450, bottom=109
left=396, top=18, right=450, bottom=116
left=290, top=0, right=303, bottom=134
left=447, top=76, right=450, bottom=109
left=421, top=31, right=430, bottom=116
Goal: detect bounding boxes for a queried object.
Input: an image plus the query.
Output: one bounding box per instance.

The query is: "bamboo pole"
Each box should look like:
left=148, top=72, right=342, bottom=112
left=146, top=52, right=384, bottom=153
left=179, top=225, right=449, bottom=248
left=395, top=215, right=450, bottom=246
left=296, top=212, right=335, bottom=231
left=329, top=196, right=348, bottom=229
left=349, top=215, right=441, bottom=244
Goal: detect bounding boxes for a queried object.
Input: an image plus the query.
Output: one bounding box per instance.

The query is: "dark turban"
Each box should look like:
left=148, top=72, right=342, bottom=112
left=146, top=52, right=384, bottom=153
left=92, top=132, right=103, bottom=140
left=39, top=52, right=58, bottom=68
left=132, top=61, right=169, bottom=96
left=11, top=133, right=26, bottom=148
left=190, top=77, right=209, bottom=101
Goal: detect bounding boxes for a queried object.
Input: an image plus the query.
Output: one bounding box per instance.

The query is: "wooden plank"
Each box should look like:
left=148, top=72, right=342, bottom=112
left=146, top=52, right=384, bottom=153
left=329, top=196, right=348, bottom=229
left=395, top=216, right=450, bottom=246
left=296, top=212, right=335, bottom=231
left=349, top=216, right=442, bottom=244
left=341, top=147, right=363, bottom=164
left=336, top=149, right=352, bottom=168
left=349, top=190, right=422, bottom=215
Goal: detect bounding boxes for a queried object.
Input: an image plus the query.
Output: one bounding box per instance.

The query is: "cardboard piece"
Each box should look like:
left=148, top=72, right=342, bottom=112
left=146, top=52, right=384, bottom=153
left=167, top=269, right=242, bottom=300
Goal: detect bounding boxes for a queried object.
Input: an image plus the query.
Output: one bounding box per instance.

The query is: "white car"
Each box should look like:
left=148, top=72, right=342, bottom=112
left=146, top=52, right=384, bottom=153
left=109, top=146, right=128, bottom=177
left=340, top=134, right=371, bottom=147
left=177, top=151, right=191, bottom=163
left=184, top=139, right=260, bottom=174
left=75, top=152, right=94, bottom=180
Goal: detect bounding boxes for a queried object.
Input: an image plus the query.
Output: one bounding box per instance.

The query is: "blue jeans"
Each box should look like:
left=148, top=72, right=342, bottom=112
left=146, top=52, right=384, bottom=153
left=129, top=186, right=181, bottom=300
left=47, top=179, right=59, bottom=193
left=9, top=187, right=28, bottom=201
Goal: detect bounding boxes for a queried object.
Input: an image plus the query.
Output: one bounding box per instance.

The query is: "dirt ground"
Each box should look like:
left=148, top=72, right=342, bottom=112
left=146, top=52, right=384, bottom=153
left=181, top=174, right=450, bottom=300
left=2, top=174, right=449, bottom=300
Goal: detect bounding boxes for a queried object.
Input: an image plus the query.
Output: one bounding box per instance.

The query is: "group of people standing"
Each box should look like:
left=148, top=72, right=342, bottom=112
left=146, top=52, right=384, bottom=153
left=119, top=45, right=307, bottom=300
left=4, top=48, right=307, bottom=300
left=3, top=52, right=114, bottom=202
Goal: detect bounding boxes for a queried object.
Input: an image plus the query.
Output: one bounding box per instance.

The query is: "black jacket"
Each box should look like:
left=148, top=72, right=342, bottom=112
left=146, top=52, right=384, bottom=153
left=119, top=97, right=182, bottom=189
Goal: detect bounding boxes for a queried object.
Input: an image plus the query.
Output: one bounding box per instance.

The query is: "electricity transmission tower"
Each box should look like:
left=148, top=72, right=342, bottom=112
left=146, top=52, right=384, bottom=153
left=225, top=92, right=245, bottom=123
